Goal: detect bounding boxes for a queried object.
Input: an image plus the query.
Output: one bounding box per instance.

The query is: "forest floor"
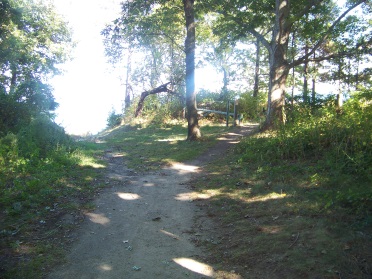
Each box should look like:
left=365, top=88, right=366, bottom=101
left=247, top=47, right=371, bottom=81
left=47, top=125, right=258, bottom=279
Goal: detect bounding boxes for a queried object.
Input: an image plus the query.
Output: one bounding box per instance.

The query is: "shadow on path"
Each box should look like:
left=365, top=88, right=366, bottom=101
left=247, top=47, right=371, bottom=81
left=48, top=124, right=258, bottom=279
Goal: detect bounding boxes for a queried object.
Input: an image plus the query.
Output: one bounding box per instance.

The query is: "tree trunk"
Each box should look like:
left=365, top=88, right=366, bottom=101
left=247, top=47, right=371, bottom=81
left=9, top=68, right=17, bottom=94
left=311, top=52, right=316, bottom=107
left=337, top=61, right=343, bottom=108
left=253, top=38, right=260, bottom=98
left=220, top=66, right=228, bottom=100
left=125, top=49, right=132, bottom=109
left=264, top=0, right=291, bottom=129
left=183, top=0, right=200, bottom=140
left=303, top=44, right=309, bottom=104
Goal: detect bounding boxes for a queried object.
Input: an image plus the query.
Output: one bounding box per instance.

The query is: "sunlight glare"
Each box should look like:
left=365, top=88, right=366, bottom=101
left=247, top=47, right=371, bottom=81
left=117, top=192, right=141, bottom=200
left=170, top=163, right=200, bottom=173
left=160, top=229, right=181, bottom=240
left=98, top=264, right=113, bottom=271
left=85, top=212, right=110, bottom=225
left=248, top=192, right=287, bottom=202
left=173, top=258, right=214, bottom=277
left=175, top=191, right=215, bottom=201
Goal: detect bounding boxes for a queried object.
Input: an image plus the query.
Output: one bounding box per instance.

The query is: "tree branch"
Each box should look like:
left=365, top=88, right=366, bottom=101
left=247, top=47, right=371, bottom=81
left=291, top=0, right=366, bottom=68
left=289, top=0, right=324, bottom=28
left=135, top=82, right=184, bottom=117
left=249, top=29, right=271, bottom=54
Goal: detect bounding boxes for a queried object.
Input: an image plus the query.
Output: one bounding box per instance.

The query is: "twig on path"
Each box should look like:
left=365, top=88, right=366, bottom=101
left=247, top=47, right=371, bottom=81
left=289, top=232, right=300, bottom=248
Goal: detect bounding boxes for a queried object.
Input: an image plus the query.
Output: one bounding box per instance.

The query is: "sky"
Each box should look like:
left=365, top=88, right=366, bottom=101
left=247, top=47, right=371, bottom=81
left=51, top=0, right=124, bottom=135
left=51, top=0, right=222, bottom=135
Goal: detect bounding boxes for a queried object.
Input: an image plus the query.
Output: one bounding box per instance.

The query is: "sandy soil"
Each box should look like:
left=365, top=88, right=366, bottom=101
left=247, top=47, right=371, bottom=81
left=47, top=124, right=258, bottom=279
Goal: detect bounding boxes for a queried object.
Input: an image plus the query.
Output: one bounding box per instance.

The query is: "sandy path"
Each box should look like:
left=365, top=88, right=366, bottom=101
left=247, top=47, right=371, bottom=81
left=48, top=125, right=257, bottom=279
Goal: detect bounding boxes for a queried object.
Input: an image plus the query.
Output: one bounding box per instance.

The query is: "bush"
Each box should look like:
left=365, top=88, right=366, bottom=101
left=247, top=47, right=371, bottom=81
left=238, top=91, right=267, bottom=121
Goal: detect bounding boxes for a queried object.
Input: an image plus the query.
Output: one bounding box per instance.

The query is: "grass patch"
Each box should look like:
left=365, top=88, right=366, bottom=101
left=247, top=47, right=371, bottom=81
left=99, top=122, right=229, bottom=171
left=0, top=141, right=107, bottom=278
left=192, top=93, right=372, bottom=278
left=193, top=151, right=372, bottom=278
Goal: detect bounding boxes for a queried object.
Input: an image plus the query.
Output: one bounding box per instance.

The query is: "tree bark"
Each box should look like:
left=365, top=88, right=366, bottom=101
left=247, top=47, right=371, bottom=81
left=220, top=66, right=228, bottom=100
left=264, top=0, right=291, bottom=129
left=303, top=44, right=309, bottom=104
left=253, top=38, right=260, bottom=98
left=183, top=0, right=200, bottom=141
left=125, top=48, right=132, bottom=109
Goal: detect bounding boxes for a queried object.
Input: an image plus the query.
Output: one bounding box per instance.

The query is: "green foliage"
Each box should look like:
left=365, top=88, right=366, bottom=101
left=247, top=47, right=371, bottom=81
left=238, top=91, right=267, bottom=121
left=0, top=0, right=73, bottom=136
left=106, top=109, right=122, bottom=128
left=17, top=116, right=73, bottom=159
left=0, top=119, right=105, bottom=278
left=237, top=90, right=372, bottom=214
left=133, top=94, right=185, bottom=126
left=0, top=92, right=30, bottom=135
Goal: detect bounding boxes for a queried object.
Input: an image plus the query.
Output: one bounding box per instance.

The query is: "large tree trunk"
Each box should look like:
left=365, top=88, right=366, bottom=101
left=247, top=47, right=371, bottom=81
left=183, top=0, right=200, bottom=140
left=264, top=0, right=291, bottom=129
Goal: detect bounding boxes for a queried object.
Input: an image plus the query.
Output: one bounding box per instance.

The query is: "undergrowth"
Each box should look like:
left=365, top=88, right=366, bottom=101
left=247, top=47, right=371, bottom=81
left=237, top=89, right=372, bottom=216
left=0, top=117, right=106, bottom=278
left=191, top=90, right=371, bottom=278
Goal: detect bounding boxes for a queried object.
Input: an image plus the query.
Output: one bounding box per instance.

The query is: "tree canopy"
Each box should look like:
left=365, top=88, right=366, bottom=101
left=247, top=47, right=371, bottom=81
left=103, top=0, right=371, bottom=132
left=0, top=0, right=73, bottom=134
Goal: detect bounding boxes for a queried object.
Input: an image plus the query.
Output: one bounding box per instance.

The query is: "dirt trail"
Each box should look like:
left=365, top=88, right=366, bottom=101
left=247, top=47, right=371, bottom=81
left=48, top=124, right=258, bottom=279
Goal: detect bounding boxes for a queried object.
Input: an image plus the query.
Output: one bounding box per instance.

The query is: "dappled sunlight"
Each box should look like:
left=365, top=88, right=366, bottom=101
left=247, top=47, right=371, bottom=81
left=170, top=162, right=200, bottom=173
left=245, top=192, right=287, bottom=203
left=258, top=225, right=282, bottom=234
left=65, top=182, right=82, bottom=190
left=117, top=192, right=141, bottom=200
left=160, top=229, right=181, bottom=240
left=175, top=189, right=219, bottom=201
left=217, top=132, right=243, bottom=143
left=84, top=176, right=95, bottom=182
left=173, top=258, right=214, bottom=277
left=98, top=263, right=113, bottom=271
left=156, top=136, right=185, bottom=142
left=85, top=212, right=110, bottom=225
left=175, top=192, right=197, bottom=201
left=110, top=153, right=126, bottom=158
left=78, top=156, right=105, bottom=168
